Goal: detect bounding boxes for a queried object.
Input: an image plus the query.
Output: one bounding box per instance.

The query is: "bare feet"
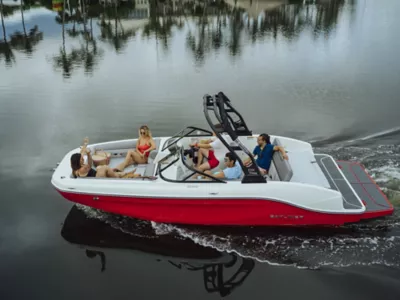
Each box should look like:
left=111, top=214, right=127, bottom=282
left=119, top=169, right=140, bottom=178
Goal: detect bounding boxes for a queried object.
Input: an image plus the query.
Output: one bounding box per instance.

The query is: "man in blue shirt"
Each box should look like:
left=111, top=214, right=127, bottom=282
left=205, top=152, right=242, bottom=180
left=245, top=134, right=288, bottom=175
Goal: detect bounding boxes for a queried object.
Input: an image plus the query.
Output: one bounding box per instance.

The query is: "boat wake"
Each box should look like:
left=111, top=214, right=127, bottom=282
left=310, top=126, right=400, bottom=147
left=78, top=143, right=400, bottom=269
left=149, top=220, right=400, bottom=269
left=352, top=126, right=400, bottom=143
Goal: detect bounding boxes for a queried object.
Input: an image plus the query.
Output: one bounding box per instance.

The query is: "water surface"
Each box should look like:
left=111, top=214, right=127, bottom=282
left=1, top=0, right=400, bottom=299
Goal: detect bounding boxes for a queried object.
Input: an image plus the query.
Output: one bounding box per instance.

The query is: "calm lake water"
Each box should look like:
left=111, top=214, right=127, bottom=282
left=1, top=0, right=400, bottom=299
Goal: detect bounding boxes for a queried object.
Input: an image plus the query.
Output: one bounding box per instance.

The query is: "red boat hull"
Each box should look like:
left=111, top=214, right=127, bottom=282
left=56, top=190, right=393, bottom=226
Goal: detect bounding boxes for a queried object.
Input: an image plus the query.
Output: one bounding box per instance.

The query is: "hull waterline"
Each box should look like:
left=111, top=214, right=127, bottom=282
left=56, top=190, right=393, bottom=226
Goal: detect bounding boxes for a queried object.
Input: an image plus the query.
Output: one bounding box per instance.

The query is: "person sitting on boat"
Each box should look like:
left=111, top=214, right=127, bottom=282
left=204, top=152, right=242, bottom=180
left=244, top=133, right=288, bottom=175
left=71, top=141, right=140, bottom=179
left=189, top=132, right=231, bottom=173
left=114, top=125, right=157, bottom=172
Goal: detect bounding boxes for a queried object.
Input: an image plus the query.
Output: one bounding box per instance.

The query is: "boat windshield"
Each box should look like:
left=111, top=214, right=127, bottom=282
left=161, top=126, right=212, bottom=152
left=157, top=126, right=226, bottom=183
left=157, top=147, right=226, bottom=183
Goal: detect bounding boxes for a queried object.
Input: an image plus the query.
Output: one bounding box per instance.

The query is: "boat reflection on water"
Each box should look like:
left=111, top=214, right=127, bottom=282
left=61, top=205, right=255, bottom=297
left=162, top=253, right=255, bottom=297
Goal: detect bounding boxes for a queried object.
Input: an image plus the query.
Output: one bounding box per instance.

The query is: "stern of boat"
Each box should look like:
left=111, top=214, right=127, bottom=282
left=315, top=154, right=394, bottom=220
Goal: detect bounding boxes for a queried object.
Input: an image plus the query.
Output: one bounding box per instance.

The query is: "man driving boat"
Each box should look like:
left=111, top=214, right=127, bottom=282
left=204, top=152, right=242, bottom=180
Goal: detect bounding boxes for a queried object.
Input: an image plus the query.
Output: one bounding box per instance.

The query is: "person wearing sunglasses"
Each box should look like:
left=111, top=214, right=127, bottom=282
left=244, top=133, right=288, bottom=175
left=114, top=125, right=156, bottom=172
left=204, top=152, right=242, bottom=180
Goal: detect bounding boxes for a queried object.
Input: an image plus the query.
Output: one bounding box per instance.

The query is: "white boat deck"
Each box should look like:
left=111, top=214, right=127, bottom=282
left=107, top=156, right=147, bottom=175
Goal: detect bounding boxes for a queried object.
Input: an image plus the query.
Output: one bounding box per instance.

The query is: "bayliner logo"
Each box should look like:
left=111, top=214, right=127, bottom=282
left=270, top=215, right=304, bottom=219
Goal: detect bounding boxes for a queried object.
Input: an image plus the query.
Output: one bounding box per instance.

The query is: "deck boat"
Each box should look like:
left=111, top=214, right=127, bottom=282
left=51, top=92, right=394, bottom=226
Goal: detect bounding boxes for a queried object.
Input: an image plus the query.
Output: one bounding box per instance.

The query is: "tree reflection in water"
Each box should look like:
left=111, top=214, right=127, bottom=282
left=98, top=0, right=138, bottom=53
left=0, top=43, right=14, bottom=67
left=148, top=0, right=352, bottom=66
left=0, top=1, right=15, bottom=66
left=53, top=1, right=104, bottom=77
left=142, top=0, right=179, bottom=53
left=165, top=254, right=255, bottom=297
left=0, top=0, right=43, bottom=66
left=2, top=0, right=353, bottom=73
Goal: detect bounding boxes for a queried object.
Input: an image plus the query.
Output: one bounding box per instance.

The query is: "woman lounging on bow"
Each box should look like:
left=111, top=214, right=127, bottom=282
left=114, top=125, right=156, bottom=172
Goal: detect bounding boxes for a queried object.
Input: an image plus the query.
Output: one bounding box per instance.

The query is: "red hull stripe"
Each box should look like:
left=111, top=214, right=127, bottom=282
left=57, top=190, right=394, bottom=226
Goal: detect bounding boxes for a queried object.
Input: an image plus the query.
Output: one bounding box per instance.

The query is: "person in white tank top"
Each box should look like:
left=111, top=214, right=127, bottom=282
left=190, top=132, right=235, bottom=174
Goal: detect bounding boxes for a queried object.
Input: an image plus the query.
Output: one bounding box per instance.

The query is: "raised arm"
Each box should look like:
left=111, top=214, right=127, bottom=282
left=86, top=149, right=93, bottom=166
left=80, top=137, right=88, bottom=155
left=274, top=145, right=288, bottom=160
left=80, top=138, right=93, bottom=166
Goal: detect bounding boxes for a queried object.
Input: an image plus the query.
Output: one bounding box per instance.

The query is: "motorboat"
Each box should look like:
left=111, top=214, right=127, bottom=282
left=51, top=92, right=394, bottom=226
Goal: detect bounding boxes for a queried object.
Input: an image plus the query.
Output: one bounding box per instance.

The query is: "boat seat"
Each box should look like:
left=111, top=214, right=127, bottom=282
left=176, top=165, right=194, bottom=181
left=100, top=138, right=161, bottom=162
left=149, top=138, right=161, bottom=161
left=176, top=166, right=185, bottom=180
left=143, top=163, right=156, bottom=177
left=271, top=138, right=293, bottom=182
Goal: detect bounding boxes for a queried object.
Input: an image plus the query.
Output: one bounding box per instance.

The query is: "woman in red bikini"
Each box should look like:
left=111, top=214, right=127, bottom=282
left=114, top=125, right=156, bottom=172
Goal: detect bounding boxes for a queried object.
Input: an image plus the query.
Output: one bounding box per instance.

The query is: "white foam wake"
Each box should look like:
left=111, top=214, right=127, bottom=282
left=357, top=126, right=400, bottom=142
left=150, top=221, right=400, bottom=269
